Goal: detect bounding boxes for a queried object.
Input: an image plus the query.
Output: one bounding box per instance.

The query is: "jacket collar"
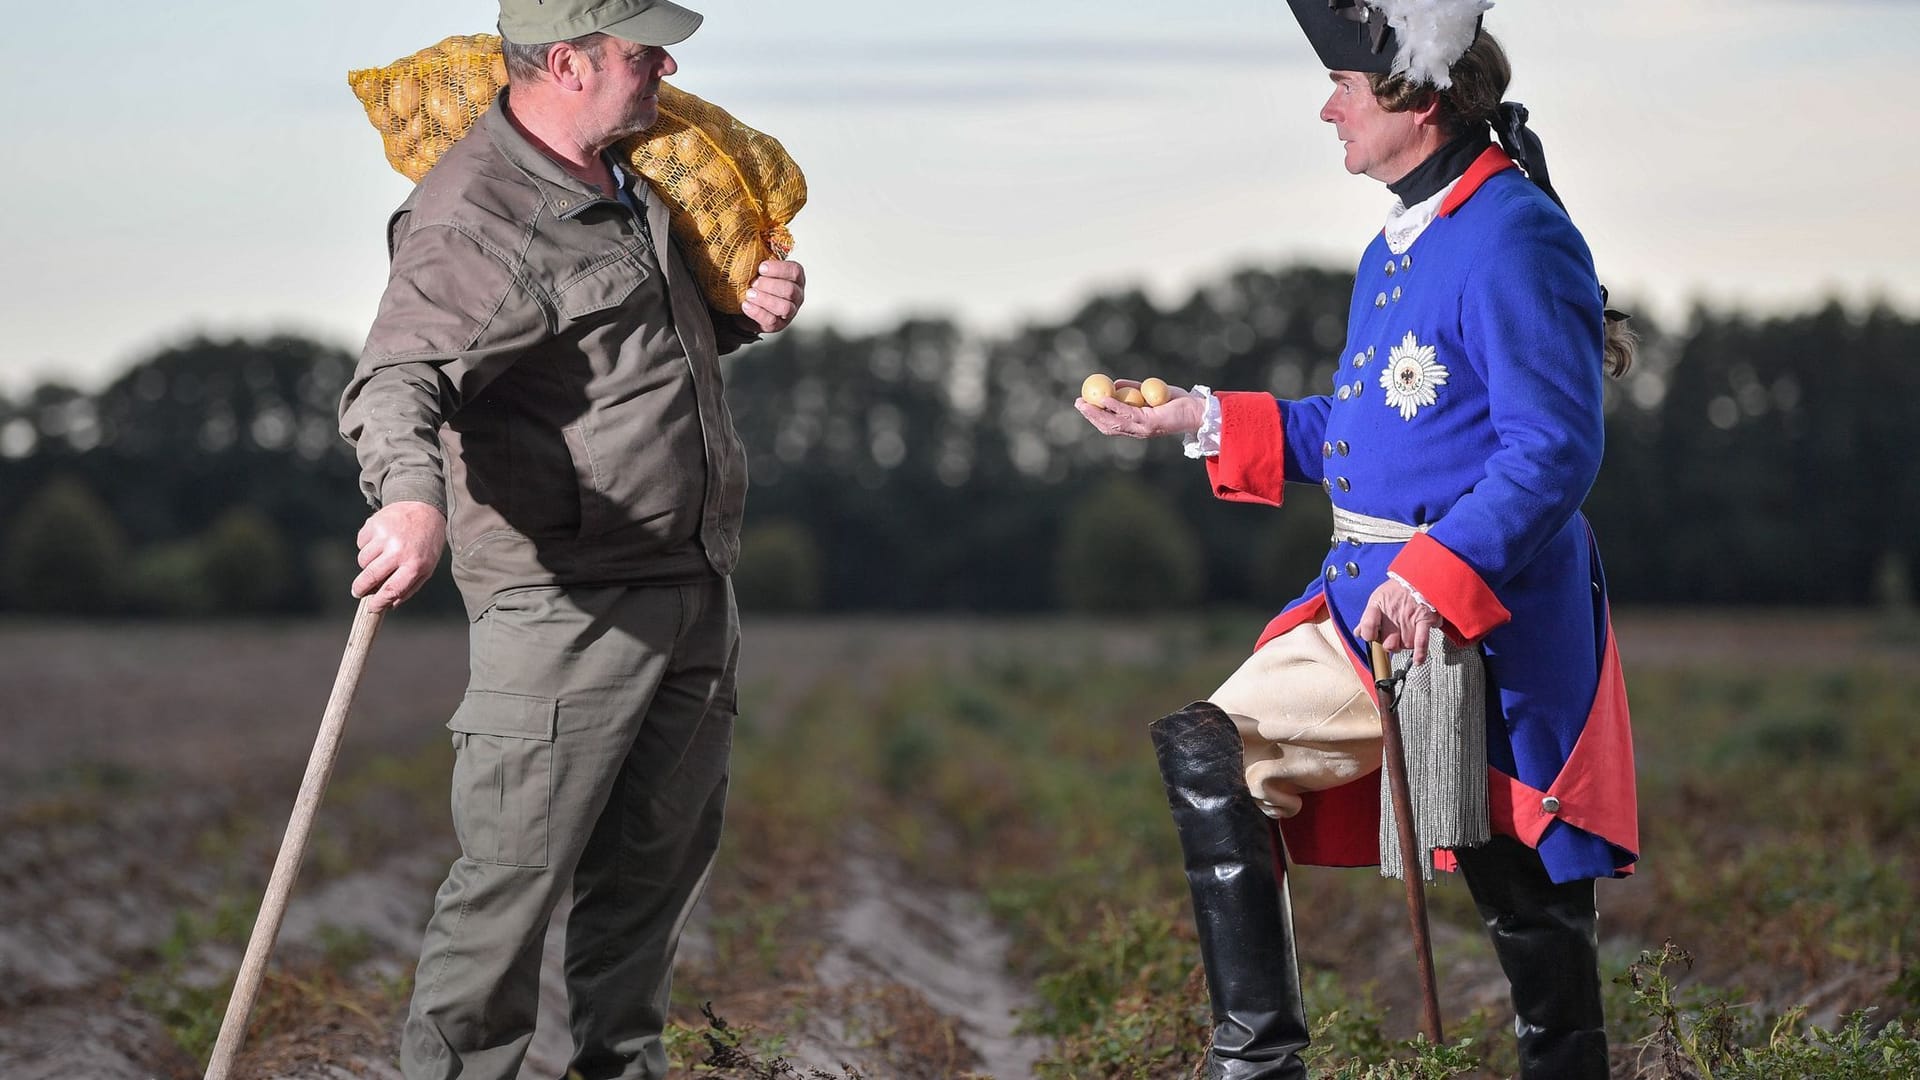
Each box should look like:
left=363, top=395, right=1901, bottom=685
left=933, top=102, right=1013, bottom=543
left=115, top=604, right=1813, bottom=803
left=478, top=89, right=687, bottom=310
left=1438, top=145, right=1516, bottom=218
left=1389, top=129, right=1491, bottom=209
left=482, top=89, right=622, bottom=222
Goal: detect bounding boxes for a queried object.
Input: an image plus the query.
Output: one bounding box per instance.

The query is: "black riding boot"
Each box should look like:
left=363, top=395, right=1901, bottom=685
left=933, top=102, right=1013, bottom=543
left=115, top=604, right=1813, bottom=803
left=1453, top=836, right=1609, bottom=1080
left=1151, top=701, right=1310, bottom=1080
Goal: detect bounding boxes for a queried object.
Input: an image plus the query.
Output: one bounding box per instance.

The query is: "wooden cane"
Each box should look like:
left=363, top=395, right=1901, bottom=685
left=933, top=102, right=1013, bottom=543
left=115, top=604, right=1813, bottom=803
left=205, top=598, right=386, bottom=1080
left=1370, top=640, right=1445, bottom=1046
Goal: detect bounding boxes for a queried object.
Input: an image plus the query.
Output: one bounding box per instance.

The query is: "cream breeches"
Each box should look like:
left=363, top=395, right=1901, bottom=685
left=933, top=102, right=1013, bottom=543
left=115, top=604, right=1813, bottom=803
left=1210, top=615, right=1384, bottom=819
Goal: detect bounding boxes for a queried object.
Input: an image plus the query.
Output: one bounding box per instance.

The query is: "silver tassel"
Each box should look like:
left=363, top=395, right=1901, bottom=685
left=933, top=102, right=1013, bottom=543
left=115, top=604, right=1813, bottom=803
left=1379, top=627, right=1490, bottom=881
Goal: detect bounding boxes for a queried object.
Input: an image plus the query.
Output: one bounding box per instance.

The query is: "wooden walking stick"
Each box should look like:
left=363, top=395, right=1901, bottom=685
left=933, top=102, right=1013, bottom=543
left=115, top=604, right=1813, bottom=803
left=205, top=598, right=386, bottom=1080
left=1370, top=640, right=1445, bottom=1045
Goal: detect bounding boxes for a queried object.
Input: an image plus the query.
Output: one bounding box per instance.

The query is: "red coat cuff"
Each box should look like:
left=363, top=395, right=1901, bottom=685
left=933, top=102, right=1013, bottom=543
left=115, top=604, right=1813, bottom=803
left=1388, top=532, right=1511, bottom=642
left=1203, top=392, right=1287, bottom=507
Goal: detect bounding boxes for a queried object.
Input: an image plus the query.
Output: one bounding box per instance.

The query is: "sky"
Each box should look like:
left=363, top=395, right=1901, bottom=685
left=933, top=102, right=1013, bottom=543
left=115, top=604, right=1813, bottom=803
left=3, top=0, right=1916, bottom=393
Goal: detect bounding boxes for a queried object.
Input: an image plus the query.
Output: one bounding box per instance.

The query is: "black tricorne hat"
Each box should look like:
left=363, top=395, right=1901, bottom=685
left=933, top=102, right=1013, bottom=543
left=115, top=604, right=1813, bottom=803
left=1286, top=0, right=1398, bottom=75
left=1284, top=0, right=1490, bottom=89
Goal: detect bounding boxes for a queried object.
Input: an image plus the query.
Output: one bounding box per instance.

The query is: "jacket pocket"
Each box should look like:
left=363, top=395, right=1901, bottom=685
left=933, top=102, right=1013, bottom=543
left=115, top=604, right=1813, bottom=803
left=447, top=690, right=557, bottom=868
left=561, top=421, right=612, bottom=539
left=555, top=244, right=650, bottom=321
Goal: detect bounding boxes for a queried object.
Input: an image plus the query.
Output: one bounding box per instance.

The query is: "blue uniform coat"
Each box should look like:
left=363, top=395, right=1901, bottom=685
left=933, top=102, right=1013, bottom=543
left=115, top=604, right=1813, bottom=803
left=1207, top=148, right=1638, bottom=884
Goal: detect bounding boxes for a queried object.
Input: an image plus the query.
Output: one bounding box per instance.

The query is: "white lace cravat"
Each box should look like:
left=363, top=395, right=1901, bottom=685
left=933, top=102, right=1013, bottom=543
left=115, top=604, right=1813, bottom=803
left=1382, top=176, right=1462, bottom=255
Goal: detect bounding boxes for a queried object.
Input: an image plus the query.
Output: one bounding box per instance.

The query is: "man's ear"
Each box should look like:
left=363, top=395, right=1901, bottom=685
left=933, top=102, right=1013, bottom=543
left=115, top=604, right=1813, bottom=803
left=1411, top=89, right=1446, bottom=130
left=547, top=42, right=588, bottom=91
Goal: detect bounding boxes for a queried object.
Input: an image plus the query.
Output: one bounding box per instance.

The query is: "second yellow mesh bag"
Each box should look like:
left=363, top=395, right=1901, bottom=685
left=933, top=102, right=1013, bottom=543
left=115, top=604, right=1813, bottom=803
left=347, top=34, right=806, bottom=315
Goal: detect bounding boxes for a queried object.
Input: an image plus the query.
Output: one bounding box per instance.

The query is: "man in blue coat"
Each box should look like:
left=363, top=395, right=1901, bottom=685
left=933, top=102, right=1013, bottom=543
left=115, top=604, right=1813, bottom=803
left=1078, top=3, right=1637, bottom=1078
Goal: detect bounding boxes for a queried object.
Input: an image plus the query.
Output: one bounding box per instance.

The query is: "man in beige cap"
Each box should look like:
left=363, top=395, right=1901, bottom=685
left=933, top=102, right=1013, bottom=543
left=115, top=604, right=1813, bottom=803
left=338, top=1, right=805, bottom=1076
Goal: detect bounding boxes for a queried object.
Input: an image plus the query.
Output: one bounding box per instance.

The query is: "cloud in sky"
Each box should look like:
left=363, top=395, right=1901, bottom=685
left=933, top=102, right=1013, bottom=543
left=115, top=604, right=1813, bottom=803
left=0, top=0, right=1914, bottom=391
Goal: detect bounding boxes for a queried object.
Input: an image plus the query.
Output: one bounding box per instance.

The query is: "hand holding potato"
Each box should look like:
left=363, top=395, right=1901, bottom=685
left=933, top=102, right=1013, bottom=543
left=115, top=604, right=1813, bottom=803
left=1075, top=373, right=1205, bottom=439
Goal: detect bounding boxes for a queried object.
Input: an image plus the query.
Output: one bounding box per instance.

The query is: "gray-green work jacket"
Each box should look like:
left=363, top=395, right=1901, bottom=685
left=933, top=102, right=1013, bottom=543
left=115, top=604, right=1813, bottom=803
left=340, top=91, right=759, bottom=618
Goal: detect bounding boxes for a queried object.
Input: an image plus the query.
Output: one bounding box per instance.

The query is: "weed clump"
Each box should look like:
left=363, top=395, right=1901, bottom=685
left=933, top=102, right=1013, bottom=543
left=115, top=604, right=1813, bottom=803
left=1620, top=941, right=1920, bottom=1079
left=672, top=1003, right=867, bottom=1078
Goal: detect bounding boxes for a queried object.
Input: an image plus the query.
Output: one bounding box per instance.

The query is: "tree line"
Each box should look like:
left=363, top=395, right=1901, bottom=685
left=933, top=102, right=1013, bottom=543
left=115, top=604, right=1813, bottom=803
left=1, top=265, right=1913, bottom=616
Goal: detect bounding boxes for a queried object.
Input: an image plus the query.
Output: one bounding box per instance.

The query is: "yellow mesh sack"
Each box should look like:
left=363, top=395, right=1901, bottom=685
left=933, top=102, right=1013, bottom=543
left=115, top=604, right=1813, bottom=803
left=347, top=34, right=806, bottom=314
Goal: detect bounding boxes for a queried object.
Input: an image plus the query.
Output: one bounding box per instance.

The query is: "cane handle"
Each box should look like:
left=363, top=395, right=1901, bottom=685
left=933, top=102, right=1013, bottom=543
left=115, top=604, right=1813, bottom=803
left=1369, top=640, right=1393, bottom=683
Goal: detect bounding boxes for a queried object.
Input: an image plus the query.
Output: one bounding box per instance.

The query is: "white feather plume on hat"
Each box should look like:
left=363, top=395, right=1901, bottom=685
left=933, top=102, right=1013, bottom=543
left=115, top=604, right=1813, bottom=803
left=1370, top=0, right=1494, bottom=89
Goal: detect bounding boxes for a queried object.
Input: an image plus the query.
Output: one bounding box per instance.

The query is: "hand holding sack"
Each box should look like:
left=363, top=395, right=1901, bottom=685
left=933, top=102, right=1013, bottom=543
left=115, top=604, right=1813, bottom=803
left=347, top=34, right=807, bottom=315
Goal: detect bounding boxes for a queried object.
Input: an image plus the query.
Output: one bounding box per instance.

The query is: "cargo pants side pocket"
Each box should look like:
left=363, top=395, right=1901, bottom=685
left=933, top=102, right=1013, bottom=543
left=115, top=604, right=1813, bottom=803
left=448, top=690, right=558, bottom=869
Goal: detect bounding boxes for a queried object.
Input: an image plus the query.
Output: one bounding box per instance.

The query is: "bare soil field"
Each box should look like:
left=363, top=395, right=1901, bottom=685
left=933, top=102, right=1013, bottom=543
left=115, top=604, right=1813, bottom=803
left=0, top=613, right=1178, bottom=1079
left=0, top=610, right=1913, bottom=1079
left=3, top=608, right=1901, bottom=788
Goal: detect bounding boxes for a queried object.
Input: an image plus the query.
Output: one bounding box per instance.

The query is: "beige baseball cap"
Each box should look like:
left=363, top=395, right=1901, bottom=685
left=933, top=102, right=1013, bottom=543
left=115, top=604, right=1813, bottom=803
left=498, top=0, right=703, bottom=47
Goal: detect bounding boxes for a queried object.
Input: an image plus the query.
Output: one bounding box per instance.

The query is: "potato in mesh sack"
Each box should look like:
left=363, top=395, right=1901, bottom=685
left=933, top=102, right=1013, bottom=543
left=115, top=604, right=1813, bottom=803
left=347, top=33, right=805, bottom=314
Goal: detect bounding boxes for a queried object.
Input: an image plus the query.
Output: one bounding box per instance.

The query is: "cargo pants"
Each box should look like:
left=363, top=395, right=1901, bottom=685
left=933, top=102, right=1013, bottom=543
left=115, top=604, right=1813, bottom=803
left=401, top=578, right=737, bottom=1080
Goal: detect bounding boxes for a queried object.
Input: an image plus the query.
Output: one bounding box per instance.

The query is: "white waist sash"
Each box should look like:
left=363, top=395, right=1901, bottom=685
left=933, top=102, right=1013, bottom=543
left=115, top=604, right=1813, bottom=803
left=1330, top=505, right=1432, bottom=546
